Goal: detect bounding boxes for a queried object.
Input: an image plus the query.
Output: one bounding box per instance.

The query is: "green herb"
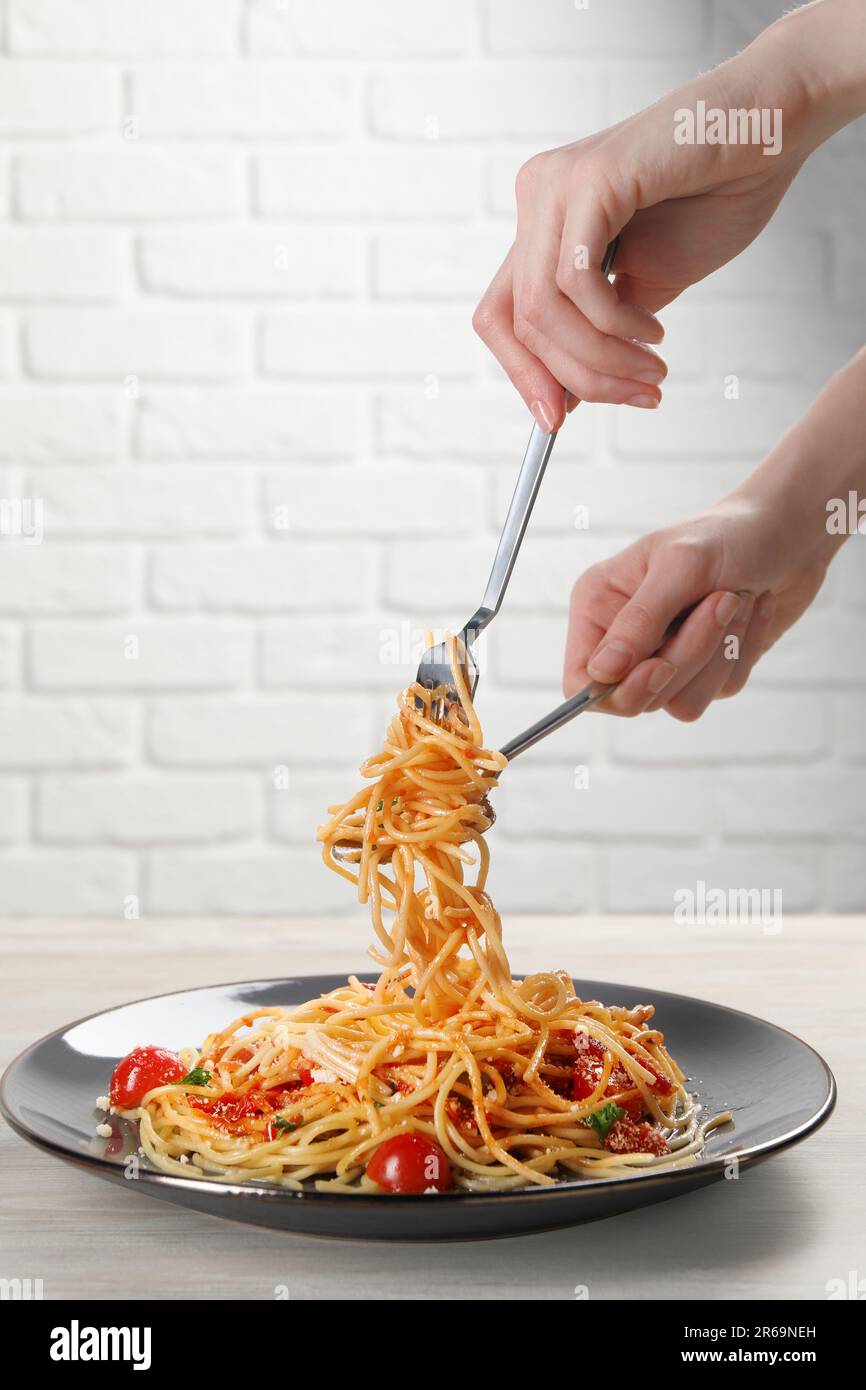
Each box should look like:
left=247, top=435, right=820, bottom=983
left=273, top=1115, right=300, bottom=1133
left=176, top=1066, right=211, bottom=1088
left=583, top=1101, right=625, bottom=1142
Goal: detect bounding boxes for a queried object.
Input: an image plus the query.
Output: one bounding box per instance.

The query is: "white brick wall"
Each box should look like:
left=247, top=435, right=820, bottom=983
left=0, top=0, right=864, bottom=918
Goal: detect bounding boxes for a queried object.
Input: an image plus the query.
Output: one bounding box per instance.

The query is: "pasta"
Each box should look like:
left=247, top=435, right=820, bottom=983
left=106, top=636, right=730, bottom=1193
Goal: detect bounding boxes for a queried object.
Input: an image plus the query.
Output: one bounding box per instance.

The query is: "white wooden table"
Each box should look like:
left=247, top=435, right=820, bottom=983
left=1, top=916, right=860, bottom=1302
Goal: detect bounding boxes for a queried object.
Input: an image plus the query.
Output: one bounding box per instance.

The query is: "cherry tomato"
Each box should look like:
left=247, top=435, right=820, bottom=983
left=366, top=1133, right=452, bottom=1193
left=110, top=1045, right=185, bottom=1109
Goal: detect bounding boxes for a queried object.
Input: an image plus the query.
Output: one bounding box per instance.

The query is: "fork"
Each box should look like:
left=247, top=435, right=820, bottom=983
left=414, top=238, right=620, bottom=720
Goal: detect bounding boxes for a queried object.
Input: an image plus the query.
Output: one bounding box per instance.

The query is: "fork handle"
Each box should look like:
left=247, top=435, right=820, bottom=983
left=499, top=678, right=613, bottom=762
left=464, top=237, right=619, bottom=643
left=500, top=603, right=697, bottom=762
left=464, top=421, right=558, bottom=639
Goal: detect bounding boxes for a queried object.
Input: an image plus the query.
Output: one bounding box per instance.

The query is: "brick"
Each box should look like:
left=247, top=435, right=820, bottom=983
left=722, top=771, right=866, bottom=839
left=271, top=767, right=360, bottom=842
left=612, top=385, right=806, bottom=459
left=137, top=228, right=361, bottom=299
left=26, top=468, right=249, bottom=537
left=247, top=0, right=476, bottom=56
left=369, top=66, right=597, bottom=140
left=493, top=461, right=745, bottom=534
left=38, top=775, right=258, bottom=844
left=497, top=766, right=712, bottom=840
left=751, top=612, right=866, bottom=687
left=383, top=535, right=624, bottom=614
left=604, top=847, right=819, bottom=914
left=785, top=149, right=866, bottom=230
left=262, top=309, right=478, bottom=379
left=0, top=546, right=135, bottom=614
left=0, top=230, right=122, bottom=300
left=0, top=626, right=18, bottom=687
left=15, top=150, right=244, bottom=222
left=825, top=847, right=866, bottom=912
left=479, top=689, right=599, bottom=766
left=8, top=0, right=237, bottom=54
left=486, top=0, right=704, bottom=55
left=669, top=300, right=863, bottom=386
left=0, top=853, right=135, bottom=916
left=0, top=61, right=118, bottom=135
left=29, top=623, right=252, bottom=691
left=135, top=388, right=358, bottom=461
left=376, top=385, right=574, bottom=460
left=834, top=536, right=866, bottom=611
left=836, top=694, right=866, bottom=761
left=150, top=543, right=376, bottom=613
left=131, top=65, right=356, bottom=137
left=836, top=226, right=866, bottom=306
left=24, top=310, right=248, bottom=380
left=484, top=610, right=566, bottom=689
left=260, top=616, right=440, bottom=690
left=483, top=831, right=597, bottom=913
left=0, top=779, right=27, bottom=841
left=373, top=228, right=511, bottom=300
left=146, top=848, right=347, bottom=915
left=0, top=699, right=134, bottom=768
left=148, top=697, right=373, bottom=768
left=0, top=391, right=120, bottom=461
left=263, top=465, right=485, bottom=535
left=610, top=693, right=828, bottom=765
left=256, top=149, right=478, bottom=220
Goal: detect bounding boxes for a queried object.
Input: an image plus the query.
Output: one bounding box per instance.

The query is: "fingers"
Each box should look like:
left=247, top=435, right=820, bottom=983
left=648, top=592, right=755, bottom=719
left=718, top=591, right=777, bottom=699
left=510, top=274, right=667, bottom=407
left=555, top=189, right=665, bottom=343
left=510, top=210, right=667, bottom=396
left=584, top=541, right=716, bottom=684
left=594, top=590, right=746, bottom=718
left=472, top=251, right=568, bottom=431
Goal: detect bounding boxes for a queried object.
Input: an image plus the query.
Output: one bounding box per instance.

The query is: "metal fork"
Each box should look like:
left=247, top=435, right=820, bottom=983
left=414, top=238, right=619, bottom=720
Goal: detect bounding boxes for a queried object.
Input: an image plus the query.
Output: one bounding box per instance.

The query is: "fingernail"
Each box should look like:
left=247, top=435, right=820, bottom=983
left=715, top=591, right=743, bottom=627
left=587, top=640, right=632, bottom=681
left=626, top=394, right=659, bottom=409
left=647, top=660, right=677, bottom=694
left=633, top=366, right=666, bottom=384
left=531, top=400, right=556, bottom=433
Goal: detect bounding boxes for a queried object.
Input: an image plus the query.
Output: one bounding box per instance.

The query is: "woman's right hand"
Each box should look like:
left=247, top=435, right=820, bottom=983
left=473, top=0, right=866, bottom=431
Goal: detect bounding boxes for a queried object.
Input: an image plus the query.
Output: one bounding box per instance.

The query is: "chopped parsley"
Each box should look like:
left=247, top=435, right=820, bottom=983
left=583, top=1101, right=625, bottom=1142
left=273, top=1115, right=300, bottom=1133
left=176, top=1066, right=211, bottom=1088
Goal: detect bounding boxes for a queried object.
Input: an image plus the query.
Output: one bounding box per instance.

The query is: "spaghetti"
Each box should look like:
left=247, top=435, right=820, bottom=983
left=104, top=636, right=730, bottom=1192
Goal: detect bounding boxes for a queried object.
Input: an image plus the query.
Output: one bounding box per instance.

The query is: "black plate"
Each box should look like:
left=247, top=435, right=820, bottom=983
left=0, top=974, right=835, bottom=1241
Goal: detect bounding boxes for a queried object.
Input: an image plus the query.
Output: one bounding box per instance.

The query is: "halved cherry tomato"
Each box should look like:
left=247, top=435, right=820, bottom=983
left=109, top=1045, right=185, bottom=1109
left=366, top=1133, right=452, bottom=1193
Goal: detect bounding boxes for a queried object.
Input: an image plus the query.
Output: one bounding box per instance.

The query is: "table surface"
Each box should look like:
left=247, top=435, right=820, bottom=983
left=1, top=915, right=860, bottom=1302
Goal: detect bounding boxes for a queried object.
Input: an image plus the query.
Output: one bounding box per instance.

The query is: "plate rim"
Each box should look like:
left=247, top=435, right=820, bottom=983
left=0, top=972, right=837, bottom=1209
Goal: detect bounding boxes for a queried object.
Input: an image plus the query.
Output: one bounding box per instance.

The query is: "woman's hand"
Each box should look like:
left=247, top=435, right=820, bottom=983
left=563, top=340, right=866, bottom=720
left=473, top=0, right=866, bottom=430
left=562, top=495, right=830, bottom=720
